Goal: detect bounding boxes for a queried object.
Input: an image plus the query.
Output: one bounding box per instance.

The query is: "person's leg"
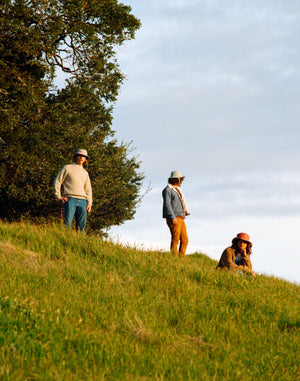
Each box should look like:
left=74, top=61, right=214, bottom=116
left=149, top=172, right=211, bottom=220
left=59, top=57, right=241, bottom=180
left=75, top=199, right=87, bottom=232
left=179, top=219, right=188, bottom=257
left=166, top=218, right=181, bottom=255
left=64, top=197, right=76, bottom=228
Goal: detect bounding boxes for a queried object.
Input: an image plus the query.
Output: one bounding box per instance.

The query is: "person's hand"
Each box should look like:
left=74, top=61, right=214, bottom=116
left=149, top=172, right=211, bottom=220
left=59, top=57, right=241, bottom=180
left=60, top=197, right=69, bottom=203
left=173, top=218, right=178, bottom=225
left=87, top=205, right=91, bottom=213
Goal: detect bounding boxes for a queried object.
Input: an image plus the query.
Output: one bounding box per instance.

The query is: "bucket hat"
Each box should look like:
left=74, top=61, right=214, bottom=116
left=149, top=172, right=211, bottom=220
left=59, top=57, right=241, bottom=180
left=74, top=149, right=89, bottom=159
left=232, top=232, right=252, bottom=246
left=169, top=170, right=185, bottom=179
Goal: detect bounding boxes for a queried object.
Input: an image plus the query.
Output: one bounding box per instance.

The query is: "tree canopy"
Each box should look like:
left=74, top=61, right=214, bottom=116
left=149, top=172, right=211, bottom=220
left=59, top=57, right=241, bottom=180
left=0, top=0, right=143, bottom=232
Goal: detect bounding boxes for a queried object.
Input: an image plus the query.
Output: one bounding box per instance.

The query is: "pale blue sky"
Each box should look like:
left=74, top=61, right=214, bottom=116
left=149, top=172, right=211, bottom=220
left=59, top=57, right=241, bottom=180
left=109, top=0, right=300, bottom=283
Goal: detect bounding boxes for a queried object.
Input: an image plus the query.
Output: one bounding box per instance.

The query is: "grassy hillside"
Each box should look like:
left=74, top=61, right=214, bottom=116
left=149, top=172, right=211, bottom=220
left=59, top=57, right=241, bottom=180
left=0, top=222, right=299, bottom=380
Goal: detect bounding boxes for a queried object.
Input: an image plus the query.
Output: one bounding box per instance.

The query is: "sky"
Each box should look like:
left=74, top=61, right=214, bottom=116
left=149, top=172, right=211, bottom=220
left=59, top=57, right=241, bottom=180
left=108, top=0, right=300, bottom=284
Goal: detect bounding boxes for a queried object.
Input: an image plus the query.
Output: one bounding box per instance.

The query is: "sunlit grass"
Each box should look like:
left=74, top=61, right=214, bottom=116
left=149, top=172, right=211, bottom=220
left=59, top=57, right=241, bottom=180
left=0, top=221, right=299, bottom=380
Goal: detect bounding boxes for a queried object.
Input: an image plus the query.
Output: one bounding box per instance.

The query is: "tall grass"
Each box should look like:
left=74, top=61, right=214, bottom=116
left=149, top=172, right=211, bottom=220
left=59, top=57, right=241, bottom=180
left=0, top=222, right=299, bottom=380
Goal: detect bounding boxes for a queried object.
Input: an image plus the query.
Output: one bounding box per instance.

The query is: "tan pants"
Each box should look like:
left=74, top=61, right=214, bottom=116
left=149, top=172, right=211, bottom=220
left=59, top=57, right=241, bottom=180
left=166, top=217, right=189, bottom=257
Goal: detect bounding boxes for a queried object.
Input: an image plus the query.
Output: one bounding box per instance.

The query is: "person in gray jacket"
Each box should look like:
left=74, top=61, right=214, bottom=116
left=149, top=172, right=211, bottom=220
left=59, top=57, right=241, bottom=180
left=162, top=171, right=190, bottom=257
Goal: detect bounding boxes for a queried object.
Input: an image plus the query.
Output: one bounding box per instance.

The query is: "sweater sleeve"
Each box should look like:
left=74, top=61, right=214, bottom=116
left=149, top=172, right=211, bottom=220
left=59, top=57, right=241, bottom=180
left=84, top=174, right=92, bottom=206
left=53, top=166, right=67, bottom=200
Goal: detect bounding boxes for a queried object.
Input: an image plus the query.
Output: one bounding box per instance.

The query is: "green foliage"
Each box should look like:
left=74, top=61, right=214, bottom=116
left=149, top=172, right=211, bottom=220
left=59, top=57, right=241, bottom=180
left=0, top=221, right=299, bottom=380
left=0, top=0, right=143, bottom=231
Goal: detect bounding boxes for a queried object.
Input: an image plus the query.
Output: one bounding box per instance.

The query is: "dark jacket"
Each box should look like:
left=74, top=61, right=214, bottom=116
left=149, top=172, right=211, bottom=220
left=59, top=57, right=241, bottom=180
left=216, top=246, right=239, bottom=270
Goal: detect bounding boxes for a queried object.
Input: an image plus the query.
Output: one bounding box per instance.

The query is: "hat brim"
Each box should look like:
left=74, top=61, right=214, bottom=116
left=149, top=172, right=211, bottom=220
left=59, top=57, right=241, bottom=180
left=232, top=237, right=252, bottom=245
left=75, top=153, right=89, bottom=159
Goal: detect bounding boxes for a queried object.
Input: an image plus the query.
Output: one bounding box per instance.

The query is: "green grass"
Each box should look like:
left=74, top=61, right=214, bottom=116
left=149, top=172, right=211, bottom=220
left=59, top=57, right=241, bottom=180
left=0, top=222, right=299, bottom=380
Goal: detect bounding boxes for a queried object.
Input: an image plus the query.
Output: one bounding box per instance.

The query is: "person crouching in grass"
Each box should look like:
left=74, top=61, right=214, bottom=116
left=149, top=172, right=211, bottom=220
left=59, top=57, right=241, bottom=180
left=216, top=232, right=255, bottom=278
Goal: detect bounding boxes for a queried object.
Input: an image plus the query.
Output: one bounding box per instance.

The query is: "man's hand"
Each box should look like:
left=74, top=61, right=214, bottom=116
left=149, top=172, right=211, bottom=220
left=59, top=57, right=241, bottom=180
left=60, top=197, right=69, bottom=203
left=87, top=205, right=92, bottom=213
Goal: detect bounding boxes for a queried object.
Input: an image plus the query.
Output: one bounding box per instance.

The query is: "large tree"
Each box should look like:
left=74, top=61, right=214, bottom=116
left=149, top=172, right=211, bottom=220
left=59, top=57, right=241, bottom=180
left=0, top=0, right=144, bottom=232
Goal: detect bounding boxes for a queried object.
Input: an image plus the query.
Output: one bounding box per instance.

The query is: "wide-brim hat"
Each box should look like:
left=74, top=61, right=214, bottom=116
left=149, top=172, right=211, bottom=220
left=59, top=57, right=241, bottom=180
left=168, top=170, right=185, bottom=179
left=74, top=149, right=89, bottom=159
left=232, top=232, right=252, bottom=246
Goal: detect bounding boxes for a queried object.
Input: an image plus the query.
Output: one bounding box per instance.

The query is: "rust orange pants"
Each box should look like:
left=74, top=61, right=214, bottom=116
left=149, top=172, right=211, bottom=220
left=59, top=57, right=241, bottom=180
left=166, top=217, right=188, bottom=257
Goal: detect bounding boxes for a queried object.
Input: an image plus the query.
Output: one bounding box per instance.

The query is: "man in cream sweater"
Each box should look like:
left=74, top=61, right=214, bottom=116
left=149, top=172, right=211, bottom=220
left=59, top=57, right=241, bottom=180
left=54, top=149, right=92, bottom=232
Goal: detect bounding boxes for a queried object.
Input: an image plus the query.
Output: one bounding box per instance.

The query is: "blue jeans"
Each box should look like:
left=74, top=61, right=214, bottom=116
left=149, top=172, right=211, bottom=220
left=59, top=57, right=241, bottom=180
left=64, top=197, right=87, bottom=232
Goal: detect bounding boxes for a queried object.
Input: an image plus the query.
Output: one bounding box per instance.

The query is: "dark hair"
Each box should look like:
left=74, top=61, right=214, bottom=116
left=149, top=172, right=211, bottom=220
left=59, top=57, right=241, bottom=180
left=168, top=177, right=183, bottom=186
left=231, top=238, right=252, bottom=255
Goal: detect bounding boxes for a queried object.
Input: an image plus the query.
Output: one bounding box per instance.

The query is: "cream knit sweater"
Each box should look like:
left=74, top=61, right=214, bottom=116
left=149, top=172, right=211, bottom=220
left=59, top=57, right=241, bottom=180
left=54, top=163, right=92, bottom=206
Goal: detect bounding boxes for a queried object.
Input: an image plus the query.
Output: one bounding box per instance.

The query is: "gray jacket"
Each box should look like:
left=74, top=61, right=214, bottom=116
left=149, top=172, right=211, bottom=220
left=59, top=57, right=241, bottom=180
left=162, top=184, right=185, bottom=220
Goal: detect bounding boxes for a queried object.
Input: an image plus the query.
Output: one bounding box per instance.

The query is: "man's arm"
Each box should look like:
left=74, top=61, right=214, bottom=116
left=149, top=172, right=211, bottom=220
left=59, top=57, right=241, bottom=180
left=162, top=187, right=176, bottom=221
left=53, top=167, right=67, bottom=200
left=85, top=173, right=92, bottom=212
